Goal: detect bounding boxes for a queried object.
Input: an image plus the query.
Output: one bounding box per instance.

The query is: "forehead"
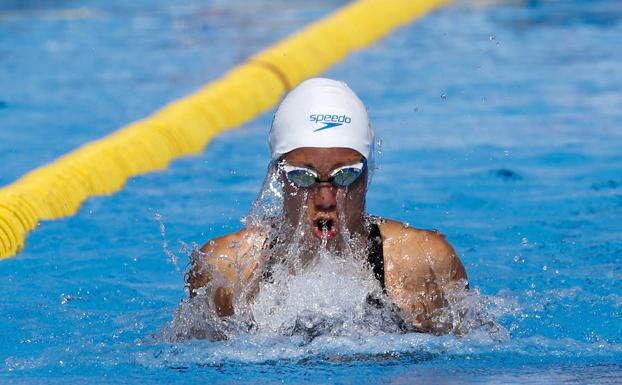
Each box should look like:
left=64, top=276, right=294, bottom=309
left=283, top=147, right=363, bottom=169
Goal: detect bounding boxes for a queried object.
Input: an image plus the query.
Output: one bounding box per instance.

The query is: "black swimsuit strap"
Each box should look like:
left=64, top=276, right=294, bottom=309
left=367, top=222, right=385, bottom=291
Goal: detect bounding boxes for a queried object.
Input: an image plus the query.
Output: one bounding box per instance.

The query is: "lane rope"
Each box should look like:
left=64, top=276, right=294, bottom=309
left=0, top=0, right=449, bottom=259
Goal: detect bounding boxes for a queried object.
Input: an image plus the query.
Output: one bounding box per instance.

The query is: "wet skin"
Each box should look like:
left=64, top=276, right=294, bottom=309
left=187, top=147, right=468, bottom=335
left=281, top=147, right=368, bottom=244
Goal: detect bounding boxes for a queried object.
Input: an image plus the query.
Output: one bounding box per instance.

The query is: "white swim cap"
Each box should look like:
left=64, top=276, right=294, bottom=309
left=269, top=77, right=374, bottom=159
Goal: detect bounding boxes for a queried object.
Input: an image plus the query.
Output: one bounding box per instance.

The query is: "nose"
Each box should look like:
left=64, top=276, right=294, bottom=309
left=313, top=182, right=337, bottom=211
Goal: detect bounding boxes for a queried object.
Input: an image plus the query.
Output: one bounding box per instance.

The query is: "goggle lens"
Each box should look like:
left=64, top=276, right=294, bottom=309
left=331, top=167, right=363, bottom=187
left=286, top=169, right=317, bottom=188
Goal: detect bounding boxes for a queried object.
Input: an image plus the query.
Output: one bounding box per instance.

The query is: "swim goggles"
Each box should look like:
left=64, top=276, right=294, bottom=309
left=279, top=158, right=367, bottom=188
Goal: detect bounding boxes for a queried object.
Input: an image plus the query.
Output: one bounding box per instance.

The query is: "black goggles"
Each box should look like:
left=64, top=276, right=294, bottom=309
left=279, top=158, right=367, bottom=188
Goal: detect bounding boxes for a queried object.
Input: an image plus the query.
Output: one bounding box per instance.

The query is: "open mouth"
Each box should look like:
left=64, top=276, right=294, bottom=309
left=312, top=218, right=338, bottom=240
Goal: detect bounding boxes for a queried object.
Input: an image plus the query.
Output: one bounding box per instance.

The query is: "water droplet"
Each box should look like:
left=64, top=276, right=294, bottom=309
left=375, top=138, right=383, bottom=154
left=60, top=294, right=71, bottom=305
left=521, top=237, right=529, bottom=246
left=440, top=93, right=447, bottom=101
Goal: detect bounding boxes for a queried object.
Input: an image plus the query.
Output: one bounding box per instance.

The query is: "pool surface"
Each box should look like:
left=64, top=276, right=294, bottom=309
left=1, top=0, right=622, bottom=383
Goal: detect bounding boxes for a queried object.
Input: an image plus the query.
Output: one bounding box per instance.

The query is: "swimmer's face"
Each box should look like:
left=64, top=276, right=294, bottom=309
left=281, top=147, right=367, bottom=243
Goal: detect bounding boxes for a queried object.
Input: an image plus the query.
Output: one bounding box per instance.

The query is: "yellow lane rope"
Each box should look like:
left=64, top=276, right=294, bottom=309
left=0, top=0, right=449, bottom=259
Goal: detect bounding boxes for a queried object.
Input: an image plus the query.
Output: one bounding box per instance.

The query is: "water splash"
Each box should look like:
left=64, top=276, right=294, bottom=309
left=159, top=160, right=509, bottom=359
left=154, top=213, right=183, bottom=276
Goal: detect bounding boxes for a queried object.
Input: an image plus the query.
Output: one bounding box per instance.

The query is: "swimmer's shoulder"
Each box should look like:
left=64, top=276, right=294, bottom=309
left=378, top=218, right=467, bottom=282
left=377, top=218, right=451, bottom=252
left=196, top=227, right=266, bottom=282
left=200, top=228, right=252, bottom=258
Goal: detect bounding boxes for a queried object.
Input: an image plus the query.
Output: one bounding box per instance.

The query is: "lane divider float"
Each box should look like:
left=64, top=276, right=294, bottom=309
left=0, top=0, right=449, bottom=259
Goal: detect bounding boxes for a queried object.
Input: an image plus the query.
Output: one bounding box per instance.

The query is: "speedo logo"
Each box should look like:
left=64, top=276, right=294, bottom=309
left=309, top=114, right=352, bottom=132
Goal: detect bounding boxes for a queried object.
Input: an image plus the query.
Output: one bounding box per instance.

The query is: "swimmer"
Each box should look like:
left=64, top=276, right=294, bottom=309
left=187, top=78, right=468, bottom=335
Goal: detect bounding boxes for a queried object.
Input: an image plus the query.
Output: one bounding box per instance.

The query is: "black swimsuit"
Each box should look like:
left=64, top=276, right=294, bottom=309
left=366, top=222, right=385, bottom=290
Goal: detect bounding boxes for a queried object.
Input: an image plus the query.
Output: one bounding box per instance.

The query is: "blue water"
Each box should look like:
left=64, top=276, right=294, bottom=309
left=2, top=0, right=622, bottom=383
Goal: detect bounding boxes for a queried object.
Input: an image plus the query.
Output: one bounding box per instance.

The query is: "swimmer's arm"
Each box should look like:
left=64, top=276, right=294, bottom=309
left=415, top=234, right=468, bottom=334
left=385, top=229, right=468, bottom=335
left=186, top=235, right=238, bottom=316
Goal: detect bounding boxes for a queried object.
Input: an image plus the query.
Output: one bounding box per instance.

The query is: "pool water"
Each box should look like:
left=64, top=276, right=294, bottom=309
left=1, top=0, right=622, bottom=383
